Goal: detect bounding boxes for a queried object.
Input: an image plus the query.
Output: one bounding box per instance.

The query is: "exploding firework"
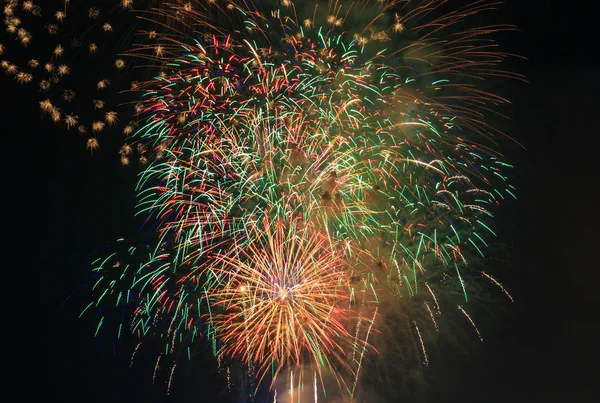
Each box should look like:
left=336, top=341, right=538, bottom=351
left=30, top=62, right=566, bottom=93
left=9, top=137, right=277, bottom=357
left=211, top=217, right=358, bottom=385
left=2, top=0, right=521, bottom=400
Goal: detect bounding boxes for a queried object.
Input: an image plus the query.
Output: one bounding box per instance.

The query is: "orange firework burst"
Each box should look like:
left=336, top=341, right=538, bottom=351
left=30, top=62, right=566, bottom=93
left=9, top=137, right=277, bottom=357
left=211, top=216, right=363, bottom=386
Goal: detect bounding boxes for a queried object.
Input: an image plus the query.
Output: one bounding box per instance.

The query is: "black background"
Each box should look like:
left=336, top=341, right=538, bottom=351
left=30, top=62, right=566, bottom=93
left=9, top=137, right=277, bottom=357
left=4, top=1, right=599, bottom=401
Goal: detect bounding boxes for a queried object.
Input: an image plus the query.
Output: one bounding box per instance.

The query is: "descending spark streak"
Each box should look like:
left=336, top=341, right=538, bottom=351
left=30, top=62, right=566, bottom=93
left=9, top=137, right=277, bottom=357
left=167, top=363, right=176, bottom=395
left=482, top=271, right=514, bottom=302
left=414, top=321, right=429, bottom=366
left=351, top=307, right=378, bottom=397
left=458, top=305, right=483, bottom=342
left=130, top=342, right=142, bottom=367
left=314, top=371, right=318, bottom=403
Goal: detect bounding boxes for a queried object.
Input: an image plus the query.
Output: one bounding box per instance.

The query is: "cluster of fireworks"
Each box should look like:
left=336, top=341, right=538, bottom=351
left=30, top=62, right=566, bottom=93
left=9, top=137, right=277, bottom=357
left=2, top=0, right=520, bottom=401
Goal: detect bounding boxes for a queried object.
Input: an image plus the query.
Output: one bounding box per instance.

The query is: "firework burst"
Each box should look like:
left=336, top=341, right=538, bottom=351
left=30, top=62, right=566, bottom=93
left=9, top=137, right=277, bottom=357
left=211, top=217, right=360, bottom=386
left=2, top=0, right=521, bottom=400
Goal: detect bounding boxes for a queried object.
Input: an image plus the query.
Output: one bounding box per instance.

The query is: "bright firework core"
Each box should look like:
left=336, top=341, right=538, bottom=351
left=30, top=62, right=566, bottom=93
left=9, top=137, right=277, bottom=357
left=278, top=285, right=290, bottom=301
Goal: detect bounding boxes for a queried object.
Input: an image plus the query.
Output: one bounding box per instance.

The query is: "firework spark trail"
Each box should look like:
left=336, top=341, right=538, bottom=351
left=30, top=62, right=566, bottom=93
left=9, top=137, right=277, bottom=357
left=458, top=304, right=484, bottom=342
left=2, top=0, right=520, bottom=398
left=351, top=307, right=378, bottom=397
left=414, top=320, right=429, bottom=366
left=482, top=271, right=514, bottom=302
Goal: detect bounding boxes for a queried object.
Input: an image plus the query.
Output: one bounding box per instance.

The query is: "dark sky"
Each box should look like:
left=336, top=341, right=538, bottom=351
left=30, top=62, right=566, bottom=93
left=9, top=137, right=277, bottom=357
left=5, top=1, right=599, bottom=402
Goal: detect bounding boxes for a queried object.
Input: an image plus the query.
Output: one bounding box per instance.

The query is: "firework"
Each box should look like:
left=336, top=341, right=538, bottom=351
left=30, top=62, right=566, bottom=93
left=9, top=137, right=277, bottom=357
left=2, top=0, right=520, bottom=400
left=211, top=217, right=358, bottom=386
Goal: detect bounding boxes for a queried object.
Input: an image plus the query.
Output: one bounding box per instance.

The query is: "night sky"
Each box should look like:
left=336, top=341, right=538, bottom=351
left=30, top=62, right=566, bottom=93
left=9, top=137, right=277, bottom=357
left=5, top=1, right=598, bottom=402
